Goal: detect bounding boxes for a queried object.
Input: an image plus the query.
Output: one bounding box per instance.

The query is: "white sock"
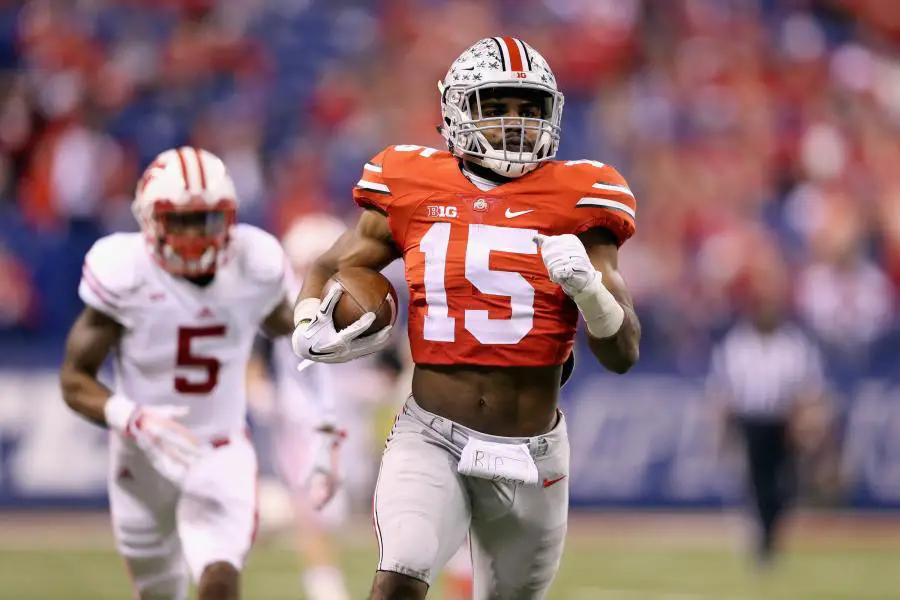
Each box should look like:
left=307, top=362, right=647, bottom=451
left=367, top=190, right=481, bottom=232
left=302, top=566, right=350, bottom=600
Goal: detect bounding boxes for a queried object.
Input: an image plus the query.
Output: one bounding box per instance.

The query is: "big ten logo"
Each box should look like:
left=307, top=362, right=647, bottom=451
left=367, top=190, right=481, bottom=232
left=515, top=72, right=528, bottom=79
left=428, top=205, right=458, bottom=218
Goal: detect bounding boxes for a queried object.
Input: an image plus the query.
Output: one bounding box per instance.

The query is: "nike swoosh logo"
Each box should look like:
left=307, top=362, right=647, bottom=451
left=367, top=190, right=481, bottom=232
left=308, top=348, right=333, bottom=357
left=542, top=475, right=566, bottom=488
left=505, top=208, right=534, bottom=219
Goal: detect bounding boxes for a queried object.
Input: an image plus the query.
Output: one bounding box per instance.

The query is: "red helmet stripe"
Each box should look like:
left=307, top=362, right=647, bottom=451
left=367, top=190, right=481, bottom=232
left=192, top=147, right=208, bottom=190
left=501, top=37, right=524, bottom=72
left=515, top=38, right=532, bottom=71
left=174, top=147, right=190, bottom=190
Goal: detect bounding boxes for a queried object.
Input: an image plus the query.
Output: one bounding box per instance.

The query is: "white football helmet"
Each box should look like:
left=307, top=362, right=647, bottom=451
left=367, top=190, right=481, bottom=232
left=439, top=37, right=564, bottom=178
left=132, top=146, right=238, bottom=277
left=281, top=213, right=347, bottom=276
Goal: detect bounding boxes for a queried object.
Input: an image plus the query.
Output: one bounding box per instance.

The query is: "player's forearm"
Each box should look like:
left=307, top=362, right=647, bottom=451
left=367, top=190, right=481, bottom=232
left=297, top=209, right=399, bottom=311
left=59, top=366, right=114, bottom=427
left=586, top=304, right=640, bottom=374
left=60, top=308, right=123, bottom=424
left=294, top=259, right=338, bottom=328
left=262, top=300, right=296, bottom=337
left=569, top=265, right=640, bottom=373
left=298, top=259, right=337, bottom=303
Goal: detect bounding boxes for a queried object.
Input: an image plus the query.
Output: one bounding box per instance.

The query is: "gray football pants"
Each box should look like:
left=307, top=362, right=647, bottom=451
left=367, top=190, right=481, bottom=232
left=373, top=396, right=569, bottom=599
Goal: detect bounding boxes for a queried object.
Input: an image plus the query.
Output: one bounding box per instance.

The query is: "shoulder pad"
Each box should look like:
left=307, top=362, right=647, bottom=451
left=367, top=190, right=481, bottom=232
left=553, top=159, right=637, bottom=245
left=232, top=224, right=288, bottom=285
left=79, top=233, right=144, bottom=323
left=551, top=160, right=622, bottom=192
left=353, top=146, right=394, bottom=212
left=82, top=233, right=144, bottom=297
left=354, top=145, right=454, bottom=213
left=383, top=144, right=453, bottom=181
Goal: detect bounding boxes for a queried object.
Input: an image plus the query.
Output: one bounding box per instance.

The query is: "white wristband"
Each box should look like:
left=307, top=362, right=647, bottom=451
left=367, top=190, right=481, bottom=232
left=293, top=298, right=321, bottom=328
left=104, top=393, right=137, bottom=433
left=572, top=273, right=625, bottom=339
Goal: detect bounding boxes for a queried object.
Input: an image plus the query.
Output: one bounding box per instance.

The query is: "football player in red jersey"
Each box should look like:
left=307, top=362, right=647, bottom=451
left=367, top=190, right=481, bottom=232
left=291, top=37, right=640, bottom=600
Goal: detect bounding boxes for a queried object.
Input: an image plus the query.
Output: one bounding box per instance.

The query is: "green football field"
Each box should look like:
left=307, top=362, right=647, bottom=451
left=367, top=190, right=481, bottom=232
left=1, top=512, right=896, bottom=599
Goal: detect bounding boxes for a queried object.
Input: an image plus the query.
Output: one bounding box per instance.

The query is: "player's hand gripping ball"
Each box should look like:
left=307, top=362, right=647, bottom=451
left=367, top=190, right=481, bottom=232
left=292, top=267, right=397, bottom=365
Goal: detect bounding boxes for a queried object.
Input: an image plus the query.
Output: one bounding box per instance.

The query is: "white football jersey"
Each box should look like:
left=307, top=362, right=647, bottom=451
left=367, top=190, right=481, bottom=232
left=79, top=224, right=290, bottom=439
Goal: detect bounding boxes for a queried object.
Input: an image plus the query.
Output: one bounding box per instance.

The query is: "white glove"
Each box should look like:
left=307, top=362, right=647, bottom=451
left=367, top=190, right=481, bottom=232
left=534, top=233, right=625, bottom=338
left=533, top=233, right=597, bottom=297
left=105, top=394, right=200, bottom=485
left=291, top=283, right=393, bottom=365
left=305, top=426, right=346, bottom=511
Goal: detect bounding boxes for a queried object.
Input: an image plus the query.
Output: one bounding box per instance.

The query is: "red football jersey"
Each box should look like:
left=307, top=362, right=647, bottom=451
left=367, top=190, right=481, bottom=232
left=353, top=145, right=636, bottom=367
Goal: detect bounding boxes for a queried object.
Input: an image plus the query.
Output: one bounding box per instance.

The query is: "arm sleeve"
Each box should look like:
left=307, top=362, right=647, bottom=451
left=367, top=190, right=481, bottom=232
left=78, top=236, right=135, bottom=327
left=352, top=146, right=395, bottom=213
left=571, top=164, right=637, bottom=246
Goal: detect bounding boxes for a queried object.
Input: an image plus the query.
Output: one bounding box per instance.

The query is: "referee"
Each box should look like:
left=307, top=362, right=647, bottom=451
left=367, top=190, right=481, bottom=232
left=707, top=273, right=829, bottom=567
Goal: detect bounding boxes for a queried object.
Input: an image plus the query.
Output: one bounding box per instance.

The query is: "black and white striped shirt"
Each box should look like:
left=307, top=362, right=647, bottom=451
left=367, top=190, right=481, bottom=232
left=707, top=322, right=825, bottom=418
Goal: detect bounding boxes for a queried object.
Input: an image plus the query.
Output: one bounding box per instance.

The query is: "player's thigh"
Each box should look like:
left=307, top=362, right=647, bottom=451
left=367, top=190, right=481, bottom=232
left=373, top=419, right=471, bottom=586
left=108, top=435, right=187, bottom=598
left=469, top=487, right=567, bottom=600
left=177, top=435, right=258, bottom=582
left=468, top=433, right=569, bottom=599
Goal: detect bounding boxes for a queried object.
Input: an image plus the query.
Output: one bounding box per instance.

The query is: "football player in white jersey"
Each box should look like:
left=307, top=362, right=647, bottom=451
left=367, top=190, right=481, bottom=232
left=248, top=213, right=352, bottom=600
left=59, top=147, right=348, bottom=600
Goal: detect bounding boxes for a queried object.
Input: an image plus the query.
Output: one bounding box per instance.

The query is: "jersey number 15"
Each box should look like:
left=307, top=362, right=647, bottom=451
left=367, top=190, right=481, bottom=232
left=419, top=223, right=537, bottom=345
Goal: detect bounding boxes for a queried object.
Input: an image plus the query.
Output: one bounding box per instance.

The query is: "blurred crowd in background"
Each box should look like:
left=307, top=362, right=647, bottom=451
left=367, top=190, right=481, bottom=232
left=0, top=0, right=898, bottom=379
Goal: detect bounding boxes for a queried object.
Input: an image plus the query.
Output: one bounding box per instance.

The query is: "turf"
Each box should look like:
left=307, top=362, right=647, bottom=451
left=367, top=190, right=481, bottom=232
left=0, top=512, right=896, bottom=599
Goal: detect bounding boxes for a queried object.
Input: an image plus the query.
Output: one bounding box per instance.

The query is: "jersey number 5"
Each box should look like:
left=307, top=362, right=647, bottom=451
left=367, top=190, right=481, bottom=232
left=419, top=223, right=537, bottom=344
left=176, top=325, right=226, bottom=394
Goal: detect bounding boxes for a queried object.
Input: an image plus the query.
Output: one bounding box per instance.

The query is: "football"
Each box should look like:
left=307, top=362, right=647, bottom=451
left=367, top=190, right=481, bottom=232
left=326, top=266, right=398, bottom=337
